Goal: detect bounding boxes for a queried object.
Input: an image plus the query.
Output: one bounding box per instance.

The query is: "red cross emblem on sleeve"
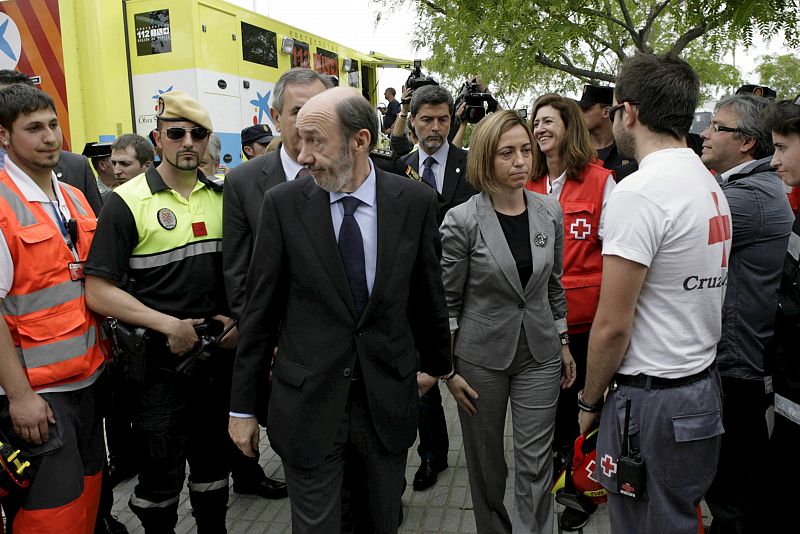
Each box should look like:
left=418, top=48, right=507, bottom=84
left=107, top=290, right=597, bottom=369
left=600, top=454, right=617, bottom=477
left=570, top=218, right=592, bottom=240
left=708, top=192, right=731, bottom=267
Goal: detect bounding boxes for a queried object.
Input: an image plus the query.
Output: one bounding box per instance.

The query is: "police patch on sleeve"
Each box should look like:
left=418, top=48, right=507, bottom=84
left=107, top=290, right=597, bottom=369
left=157, top=207, right=177, bottom=230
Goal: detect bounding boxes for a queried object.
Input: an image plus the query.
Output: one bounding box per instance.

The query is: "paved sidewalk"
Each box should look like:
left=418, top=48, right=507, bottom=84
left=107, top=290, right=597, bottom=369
left=111, top=385, right=710, bottom=533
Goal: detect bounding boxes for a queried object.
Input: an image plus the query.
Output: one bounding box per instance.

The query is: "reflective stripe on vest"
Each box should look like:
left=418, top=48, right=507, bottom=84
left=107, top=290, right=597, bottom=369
left=17, top=326, right=97, bottom=368
left=2, top=279, right=83, bottom=316
left=0, top=170, right=105, bottom=390
left=128, top=239, right=223, bottom=269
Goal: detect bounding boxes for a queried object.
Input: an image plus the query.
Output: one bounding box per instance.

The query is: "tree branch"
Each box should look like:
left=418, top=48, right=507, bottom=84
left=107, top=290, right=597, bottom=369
left=615, top=0, right=641, bottom=48
left=534, top=50, right=616, bottom=82
left=669, top=21, right=707, bottom=57
left=419, top=0, right=447, bottom=16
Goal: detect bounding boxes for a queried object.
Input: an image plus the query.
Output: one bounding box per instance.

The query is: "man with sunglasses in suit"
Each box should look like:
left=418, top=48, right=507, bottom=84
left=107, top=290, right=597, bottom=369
left=85, top=91, right=237, bottom=533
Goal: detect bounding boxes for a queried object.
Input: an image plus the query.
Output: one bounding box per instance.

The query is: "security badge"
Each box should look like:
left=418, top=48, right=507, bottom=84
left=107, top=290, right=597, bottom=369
left=157, top=208, right=177, bottom=230
left=534, top=232, right=548, bottom=247
left=68, top=262, right=85, bottom=281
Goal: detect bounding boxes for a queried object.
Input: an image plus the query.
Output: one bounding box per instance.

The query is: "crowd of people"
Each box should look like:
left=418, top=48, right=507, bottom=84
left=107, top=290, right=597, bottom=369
left=0, top=50, right=798, bottom=534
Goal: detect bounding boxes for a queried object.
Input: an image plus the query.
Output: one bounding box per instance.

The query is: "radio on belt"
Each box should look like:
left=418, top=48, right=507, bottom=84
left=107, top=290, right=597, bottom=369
left=617, top=397, right=646, bottom=500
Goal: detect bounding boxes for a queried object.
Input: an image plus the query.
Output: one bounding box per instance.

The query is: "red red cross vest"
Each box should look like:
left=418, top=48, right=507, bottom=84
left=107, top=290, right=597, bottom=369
left=0, top=170, right=105, bottom=391
left=526, top=163, right=609, bottom=333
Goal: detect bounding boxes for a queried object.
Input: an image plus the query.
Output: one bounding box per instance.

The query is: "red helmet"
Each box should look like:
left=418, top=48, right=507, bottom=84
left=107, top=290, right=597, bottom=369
left=552, top=429, right=608, bottom=511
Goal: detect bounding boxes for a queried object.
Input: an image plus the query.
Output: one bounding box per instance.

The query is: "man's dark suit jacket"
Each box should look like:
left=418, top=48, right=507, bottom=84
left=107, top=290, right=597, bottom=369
left=55, top=150, right=103, bottom=215
left=223, top=148, right=287, bottom=318
left=230, top=170, right=452, bottom=468
left=400, top=145, right=477, bottom=218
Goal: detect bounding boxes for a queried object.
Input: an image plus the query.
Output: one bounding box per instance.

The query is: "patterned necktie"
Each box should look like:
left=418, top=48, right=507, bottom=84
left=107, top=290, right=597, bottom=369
left=338, top=196, right=369, bottom=317
left=295, top=167, right=312, bottom=180
left=421, top=156, right=437, bottom=190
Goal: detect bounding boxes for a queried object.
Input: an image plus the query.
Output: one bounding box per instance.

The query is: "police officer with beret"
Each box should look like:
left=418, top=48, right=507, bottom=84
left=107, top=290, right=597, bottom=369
left=85, top=91, right=236, bottom=533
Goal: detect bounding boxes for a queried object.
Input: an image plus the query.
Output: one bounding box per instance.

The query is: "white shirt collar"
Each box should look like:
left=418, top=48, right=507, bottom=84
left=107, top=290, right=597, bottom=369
left=329, top=160, right=377, bottom=207
left=280, top=145, right=305, bottom=181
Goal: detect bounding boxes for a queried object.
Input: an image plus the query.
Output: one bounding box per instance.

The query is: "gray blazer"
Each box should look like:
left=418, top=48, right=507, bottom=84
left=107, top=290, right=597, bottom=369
left=440, top=189, right=567, bottom=370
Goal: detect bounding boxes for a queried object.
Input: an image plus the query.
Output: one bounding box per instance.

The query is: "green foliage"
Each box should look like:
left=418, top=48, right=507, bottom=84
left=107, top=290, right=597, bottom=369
left=756, top=53, right=800, bottom=99
left=377, top=0, right=799, bottom=103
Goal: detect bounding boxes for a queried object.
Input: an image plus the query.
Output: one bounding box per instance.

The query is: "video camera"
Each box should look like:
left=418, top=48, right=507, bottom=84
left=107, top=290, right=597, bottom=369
left=404, top=59, right=438, bottom=94
left=454, top=79, right=498, bottom=124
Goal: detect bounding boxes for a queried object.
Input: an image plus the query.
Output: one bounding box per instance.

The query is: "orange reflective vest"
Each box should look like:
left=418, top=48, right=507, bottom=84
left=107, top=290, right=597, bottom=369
left=526, top=163, right=609, bottom=334
left=0, top=170, right=105, bottom=391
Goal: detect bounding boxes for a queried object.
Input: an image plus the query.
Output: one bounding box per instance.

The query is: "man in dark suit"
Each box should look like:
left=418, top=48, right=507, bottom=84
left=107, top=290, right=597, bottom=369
left=54, top=150, right=104, bottom=215
left=223, top=69, right=333, bottom=501
left=229, top=87, right=452, bottom=532
left=400, top=84, right=477, bottom=491
left=224, top=68, right=333, bottom=316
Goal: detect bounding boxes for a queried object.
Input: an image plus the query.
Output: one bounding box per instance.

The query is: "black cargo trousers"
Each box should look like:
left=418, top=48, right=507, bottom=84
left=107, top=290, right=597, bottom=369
left=127, top=346, right=234, bottom=534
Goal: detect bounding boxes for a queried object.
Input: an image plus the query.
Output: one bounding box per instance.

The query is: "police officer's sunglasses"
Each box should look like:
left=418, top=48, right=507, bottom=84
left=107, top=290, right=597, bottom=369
left=164, top=126, right=210, bottom=141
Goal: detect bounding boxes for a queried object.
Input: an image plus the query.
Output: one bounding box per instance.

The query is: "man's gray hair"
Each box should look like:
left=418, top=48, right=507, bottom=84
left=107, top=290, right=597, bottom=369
left=336, top=94, right=379, bottom=150
left=207, top=133, right=221, bottom=164
left=272, top=68, right=335, bottom=114
left=715, top=93, right=774, bottom=160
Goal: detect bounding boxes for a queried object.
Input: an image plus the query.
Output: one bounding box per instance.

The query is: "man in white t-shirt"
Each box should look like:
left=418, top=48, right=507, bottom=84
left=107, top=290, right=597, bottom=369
left=577, top=53, right=731, bottom=534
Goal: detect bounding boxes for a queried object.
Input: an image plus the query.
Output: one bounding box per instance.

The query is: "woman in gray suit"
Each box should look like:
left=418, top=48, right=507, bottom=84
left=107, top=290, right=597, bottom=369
left=441, top=110, right=576, bottom=533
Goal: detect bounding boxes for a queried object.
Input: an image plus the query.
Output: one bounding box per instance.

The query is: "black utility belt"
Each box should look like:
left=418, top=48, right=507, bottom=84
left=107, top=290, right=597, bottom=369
left=614, top=361, right=716, bottom=390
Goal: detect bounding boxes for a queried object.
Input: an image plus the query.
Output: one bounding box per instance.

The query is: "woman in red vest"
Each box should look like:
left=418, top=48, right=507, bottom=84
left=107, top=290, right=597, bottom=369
left=525, top=94, right=615, bottom=531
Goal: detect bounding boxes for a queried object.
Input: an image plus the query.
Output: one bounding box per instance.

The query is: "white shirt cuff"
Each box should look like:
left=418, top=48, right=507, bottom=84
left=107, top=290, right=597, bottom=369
left=229, top=412, right=255, bottom=418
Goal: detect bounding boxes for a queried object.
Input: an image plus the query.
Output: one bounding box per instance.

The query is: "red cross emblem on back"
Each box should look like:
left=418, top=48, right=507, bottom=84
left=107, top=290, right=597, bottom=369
left=708, top=192, right=731, bottom=268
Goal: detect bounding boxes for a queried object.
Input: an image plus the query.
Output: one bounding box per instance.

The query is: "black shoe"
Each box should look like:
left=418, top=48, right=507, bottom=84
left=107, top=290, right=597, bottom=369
left=559, top=507, right=590, bottom=532
left=95, top=515, right=129, bottom=534
left=412, top=459, right=447, bottom=491
left=233, top=477, right=288, bottom=499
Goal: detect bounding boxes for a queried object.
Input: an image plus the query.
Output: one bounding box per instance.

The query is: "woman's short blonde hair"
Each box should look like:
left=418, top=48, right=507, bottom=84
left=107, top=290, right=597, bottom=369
left=467, top=110, right=534, bottom=194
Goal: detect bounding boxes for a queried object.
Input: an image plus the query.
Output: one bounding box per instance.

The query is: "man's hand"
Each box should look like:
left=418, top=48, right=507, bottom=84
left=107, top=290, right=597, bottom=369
left=9, top=391, right=55, bottom=445
left=416, top=372, right=438, bottom=397
left=400, top=87, right=412, bottom=110
left=212, top=314, right=239, bottom=350
left=165, top=317, right=204, bottom=356
left=444, top=374, right=479, bottom=416
left=229, top=416, right=260, bottom=457
left=578, top=409, right=601, bottom=435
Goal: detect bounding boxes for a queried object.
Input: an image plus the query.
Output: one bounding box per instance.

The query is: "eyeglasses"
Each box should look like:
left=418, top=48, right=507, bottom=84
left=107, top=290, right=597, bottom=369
left=704, top=123, right=741, bottom=134
left=163, top=126, right=210, bottom=141
left=609, top=101, right=640, bottom=124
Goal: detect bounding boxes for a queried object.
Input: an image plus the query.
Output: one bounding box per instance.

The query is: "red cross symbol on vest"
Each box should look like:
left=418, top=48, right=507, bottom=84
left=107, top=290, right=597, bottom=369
left=586, top=459, right=599, bottom=483
left=600, top=454, right=617, bottom=477
left=570, top=218, right=592, bottom=240
left=708, top=192, right=731, bottom=268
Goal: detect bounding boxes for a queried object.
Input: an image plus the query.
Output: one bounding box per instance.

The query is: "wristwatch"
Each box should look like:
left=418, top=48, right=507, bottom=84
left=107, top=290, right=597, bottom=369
left=440, top=370, right=456, bottom=383
left=399, top=112, right=409, bottom=118
left=577, top=390, right=603, bottom=413
left=559, top=333, right=570, bottom=346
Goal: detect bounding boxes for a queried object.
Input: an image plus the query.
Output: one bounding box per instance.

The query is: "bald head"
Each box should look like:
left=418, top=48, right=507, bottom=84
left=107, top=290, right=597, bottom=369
left=296, top=87, right=376, bottom=193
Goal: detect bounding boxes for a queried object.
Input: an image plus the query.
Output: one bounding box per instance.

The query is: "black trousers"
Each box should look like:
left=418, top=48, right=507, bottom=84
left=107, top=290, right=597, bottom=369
left=552, top=331, right=589, bottom=455
left=128, top=353, right=232, bottom=534
left=416, top=383, right=449, bottom=465
left=706, top=376, right=770, bottom=534
left=283, top=379, right=407, bottom=533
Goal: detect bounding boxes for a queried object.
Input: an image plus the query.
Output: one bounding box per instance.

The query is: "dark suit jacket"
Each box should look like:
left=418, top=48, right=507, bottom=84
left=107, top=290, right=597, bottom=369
left=55, top=151, right=103, bottom=215
left=230, top=169, right=452, bottom=468
left=400, top=144, right=477, bottom=218
left=223, top=148, right=287, bottom=318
